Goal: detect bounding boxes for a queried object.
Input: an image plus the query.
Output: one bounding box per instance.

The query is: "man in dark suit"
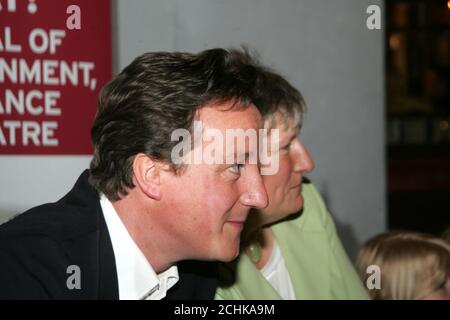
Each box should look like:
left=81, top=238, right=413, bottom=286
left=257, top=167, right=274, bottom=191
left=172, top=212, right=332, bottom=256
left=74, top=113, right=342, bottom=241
left=0, top=49, right=268, bottom=299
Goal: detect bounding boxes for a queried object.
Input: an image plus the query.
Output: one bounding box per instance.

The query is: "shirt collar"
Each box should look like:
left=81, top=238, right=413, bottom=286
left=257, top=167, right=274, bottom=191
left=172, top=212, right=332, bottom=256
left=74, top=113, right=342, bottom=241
left=100, top=194, right=179, bottom=300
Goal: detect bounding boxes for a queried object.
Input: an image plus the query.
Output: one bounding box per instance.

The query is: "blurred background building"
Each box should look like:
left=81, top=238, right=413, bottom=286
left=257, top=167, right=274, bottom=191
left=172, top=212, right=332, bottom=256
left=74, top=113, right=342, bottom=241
left=386, top=0, right=450, bottom=236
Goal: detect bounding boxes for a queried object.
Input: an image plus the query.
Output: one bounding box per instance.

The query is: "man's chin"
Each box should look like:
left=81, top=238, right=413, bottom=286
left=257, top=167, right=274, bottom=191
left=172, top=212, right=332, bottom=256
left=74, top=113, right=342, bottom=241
left=216, top=243, right=240, bottom=262
left=221, top=249, right=240, bottom=262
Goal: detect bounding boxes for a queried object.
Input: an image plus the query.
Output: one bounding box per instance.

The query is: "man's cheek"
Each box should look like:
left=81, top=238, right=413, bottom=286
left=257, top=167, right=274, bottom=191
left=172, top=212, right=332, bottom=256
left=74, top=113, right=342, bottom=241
left=209, top=190, right=236, bottom=211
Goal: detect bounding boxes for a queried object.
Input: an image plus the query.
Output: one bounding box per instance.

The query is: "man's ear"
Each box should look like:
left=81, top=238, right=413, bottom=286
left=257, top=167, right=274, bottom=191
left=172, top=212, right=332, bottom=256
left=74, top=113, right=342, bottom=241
left=133, top=153, right=162, bottom=201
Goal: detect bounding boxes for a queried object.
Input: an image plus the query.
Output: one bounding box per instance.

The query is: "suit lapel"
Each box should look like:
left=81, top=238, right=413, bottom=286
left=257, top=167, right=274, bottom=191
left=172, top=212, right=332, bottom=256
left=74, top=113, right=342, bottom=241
left=56, top=170, right=119, bottom=299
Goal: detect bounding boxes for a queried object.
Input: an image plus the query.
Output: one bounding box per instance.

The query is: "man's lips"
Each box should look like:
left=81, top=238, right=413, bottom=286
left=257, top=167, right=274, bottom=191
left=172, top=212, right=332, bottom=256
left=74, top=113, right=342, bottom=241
left=227, top=217, right=247, bottom=224
left=227, top=215, right=248, bottom=230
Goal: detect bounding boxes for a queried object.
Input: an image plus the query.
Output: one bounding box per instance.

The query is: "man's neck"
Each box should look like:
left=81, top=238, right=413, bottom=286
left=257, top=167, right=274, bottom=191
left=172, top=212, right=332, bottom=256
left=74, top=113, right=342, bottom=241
left=111, top=194, right=176, bottom=273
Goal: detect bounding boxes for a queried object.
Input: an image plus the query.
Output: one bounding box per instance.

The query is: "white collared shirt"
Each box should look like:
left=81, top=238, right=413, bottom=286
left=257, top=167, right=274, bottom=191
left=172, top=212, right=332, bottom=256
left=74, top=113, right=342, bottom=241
left=100, top=194, right=179, bottom=300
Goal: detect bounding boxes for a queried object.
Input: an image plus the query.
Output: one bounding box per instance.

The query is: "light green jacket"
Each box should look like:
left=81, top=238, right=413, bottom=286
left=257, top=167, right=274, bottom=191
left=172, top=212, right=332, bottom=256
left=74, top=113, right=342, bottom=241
left=215, top=183, right=369, bottom=300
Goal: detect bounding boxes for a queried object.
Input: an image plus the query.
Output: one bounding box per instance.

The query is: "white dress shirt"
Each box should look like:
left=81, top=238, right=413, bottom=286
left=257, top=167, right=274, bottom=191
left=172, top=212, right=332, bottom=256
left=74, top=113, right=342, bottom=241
left=100, top=194, right=179, bottom=300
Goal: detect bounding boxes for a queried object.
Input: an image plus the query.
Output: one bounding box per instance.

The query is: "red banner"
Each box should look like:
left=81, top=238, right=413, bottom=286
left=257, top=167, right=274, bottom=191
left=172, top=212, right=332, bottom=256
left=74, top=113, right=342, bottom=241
left=0, top=0, right=111, bottom=154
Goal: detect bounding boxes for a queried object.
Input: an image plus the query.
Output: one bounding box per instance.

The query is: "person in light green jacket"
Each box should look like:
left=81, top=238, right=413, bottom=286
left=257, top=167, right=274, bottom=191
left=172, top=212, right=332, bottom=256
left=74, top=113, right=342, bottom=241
left=215, top=64, right=369, bottom=300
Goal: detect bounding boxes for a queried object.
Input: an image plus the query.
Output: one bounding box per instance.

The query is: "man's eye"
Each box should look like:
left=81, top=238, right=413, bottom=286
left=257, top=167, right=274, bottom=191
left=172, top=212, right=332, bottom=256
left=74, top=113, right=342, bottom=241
left=229, top=164, right=243, bottom=174
left=281, top=143, right=291, bottom=151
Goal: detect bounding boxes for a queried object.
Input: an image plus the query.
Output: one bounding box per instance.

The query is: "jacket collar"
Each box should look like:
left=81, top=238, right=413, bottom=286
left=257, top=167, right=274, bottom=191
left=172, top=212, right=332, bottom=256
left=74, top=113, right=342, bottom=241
left=56, top=170, right=119, bottom=299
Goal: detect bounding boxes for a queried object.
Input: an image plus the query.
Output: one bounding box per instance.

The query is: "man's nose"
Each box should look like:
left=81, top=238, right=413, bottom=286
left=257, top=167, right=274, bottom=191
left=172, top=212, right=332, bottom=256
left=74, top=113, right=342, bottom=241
left=239, top=165, right=268, bottom=209
left=293, top=142, right=315, bottom=173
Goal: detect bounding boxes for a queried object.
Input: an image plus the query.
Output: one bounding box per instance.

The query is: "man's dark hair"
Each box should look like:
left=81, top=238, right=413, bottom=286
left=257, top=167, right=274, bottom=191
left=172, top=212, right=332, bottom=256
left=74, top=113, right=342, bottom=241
left=89, top=48, right=263, bottom=200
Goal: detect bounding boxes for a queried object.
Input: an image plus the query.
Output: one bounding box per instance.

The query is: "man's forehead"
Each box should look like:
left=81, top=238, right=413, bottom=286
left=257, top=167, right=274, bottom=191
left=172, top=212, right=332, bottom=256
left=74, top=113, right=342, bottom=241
left=197, top=102, right=263, bottom=130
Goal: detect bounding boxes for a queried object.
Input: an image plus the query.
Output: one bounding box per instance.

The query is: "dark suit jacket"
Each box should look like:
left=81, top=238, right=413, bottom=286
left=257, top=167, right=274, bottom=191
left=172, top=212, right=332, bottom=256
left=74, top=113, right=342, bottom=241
left=0, top=170, right=217, bottom=299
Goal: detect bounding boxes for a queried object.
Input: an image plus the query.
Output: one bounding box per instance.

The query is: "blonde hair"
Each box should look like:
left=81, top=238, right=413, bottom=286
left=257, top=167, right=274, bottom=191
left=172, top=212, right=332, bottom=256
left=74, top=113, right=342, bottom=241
left=356, top=231, right=450, bottom=300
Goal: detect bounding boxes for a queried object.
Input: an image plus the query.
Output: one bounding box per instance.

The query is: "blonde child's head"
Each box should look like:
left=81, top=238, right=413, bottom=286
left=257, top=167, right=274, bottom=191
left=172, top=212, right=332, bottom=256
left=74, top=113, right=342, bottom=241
left=357, top=231, right=450, bottom=300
